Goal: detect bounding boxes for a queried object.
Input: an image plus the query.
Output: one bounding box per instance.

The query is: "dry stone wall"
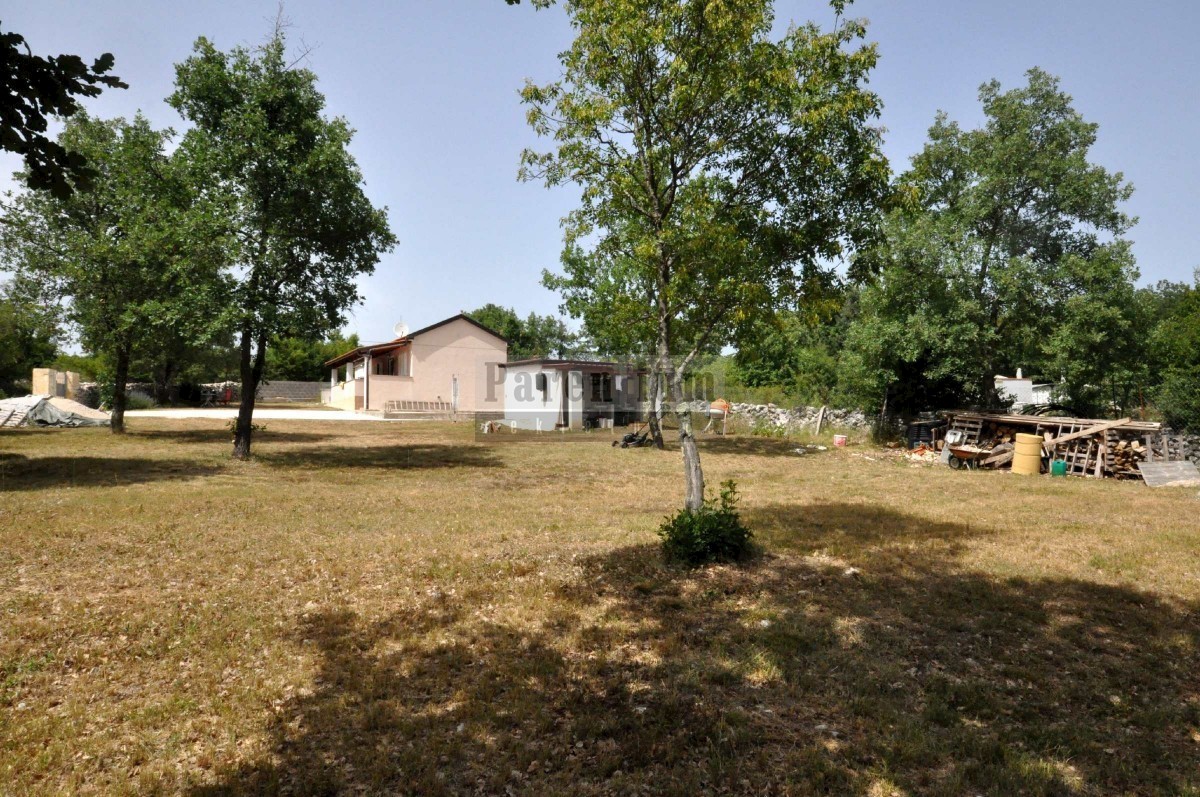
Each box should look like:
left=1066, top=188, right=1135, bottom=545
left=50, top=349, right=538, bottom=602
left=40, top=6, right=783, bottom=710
left=1164, top=432, right=1200, bottom=466
left=680, top=401, right=871, bottom=431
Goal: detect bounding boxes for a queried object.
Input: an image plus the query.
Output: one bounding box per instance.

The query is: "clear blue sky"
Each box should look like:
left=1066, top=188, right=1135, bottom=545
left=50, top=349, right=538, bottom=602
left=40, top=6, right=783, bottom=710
left=4, top=1, right=1197, bottom=343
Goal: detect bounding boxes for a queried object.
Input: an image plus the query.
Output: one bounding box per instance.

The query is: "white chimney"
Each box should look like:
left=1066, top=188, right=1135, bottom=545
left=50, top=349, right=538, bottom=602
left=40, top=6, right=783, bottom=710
left=1016, top=367, right=1023, bottom=379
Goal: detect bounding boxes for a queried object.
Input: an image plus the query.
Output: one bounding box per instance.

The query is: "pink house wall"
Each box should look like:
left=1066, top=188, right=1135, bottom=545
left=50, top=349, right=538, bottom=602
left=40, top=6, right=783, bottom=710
left=362, top=318, right=507, bottom=412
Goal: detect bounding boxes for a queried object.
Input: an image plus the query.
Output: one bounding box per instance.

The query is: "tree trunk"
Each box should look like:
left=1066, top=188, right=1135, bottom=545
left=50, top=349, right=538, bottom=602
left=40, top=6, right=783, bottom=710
left=154, top=360, right=176, bottom=405
left=646, top=368, right=665, bottom=449
left=979, top=360, right=999, bottom=409
left=874, top=384, right=890, bottom=443
left=110, top=343, right=131, bottom=435
left=232, top=330, right=268, bottom=459
left=669, top=366, right=704, bottom=512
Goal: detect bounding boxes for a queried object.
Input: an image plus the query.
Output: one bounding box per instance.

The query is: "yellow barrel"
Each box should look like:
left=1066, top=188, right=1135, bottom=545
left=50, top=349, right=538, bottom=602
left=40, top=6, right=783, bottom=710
left=1014, top=433, right=1044, bottom=456
left=1012, top=433, right=1043, bottom=475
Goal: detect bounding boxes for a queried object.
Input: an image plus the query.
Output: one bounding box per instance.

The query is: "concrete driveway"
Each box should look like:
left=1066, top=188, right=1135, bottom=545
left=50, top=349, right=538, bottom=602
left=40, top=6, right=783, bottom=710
left=124, top=408, right=402, bottom=422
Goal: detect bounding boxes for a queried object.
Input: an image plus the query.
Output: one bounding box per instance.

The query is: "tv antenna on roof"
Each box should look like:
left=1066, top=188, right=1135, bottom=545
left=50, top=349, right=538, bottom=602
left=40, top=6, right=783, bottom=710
left=393, top=320, right=410, bottom=338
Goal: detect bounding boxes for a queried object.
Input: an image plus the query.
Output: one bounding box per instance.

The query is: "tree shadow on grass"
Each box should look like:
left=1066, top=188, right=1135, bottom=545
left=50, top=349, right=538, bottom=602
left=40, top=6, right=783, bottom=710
left=0, top=453, right=223, bottom=492
left=0, top=428, right=66, bottom=437
left=132, top=429, right=339, bottom=445
left=698, top=435, right=834, bottom=459
left=186, top=503, right=1200, bottom=796
left=257, top=444, right=503, bottom=471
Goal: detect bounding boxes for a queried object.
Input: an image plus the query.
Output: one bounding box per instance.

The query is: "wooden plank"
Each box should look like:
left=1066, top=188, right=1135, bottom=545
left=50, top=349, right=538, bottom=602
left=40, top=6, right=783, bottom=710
left=948, top=411, right=1160, bottom=431
left=981, top=443, right=1014, bottom=467
left=1137, top=461, right=1200, bottom=488
left=982, top=450, right=1014, bottom=468
left=1044, top=418, right=1131, bottom=450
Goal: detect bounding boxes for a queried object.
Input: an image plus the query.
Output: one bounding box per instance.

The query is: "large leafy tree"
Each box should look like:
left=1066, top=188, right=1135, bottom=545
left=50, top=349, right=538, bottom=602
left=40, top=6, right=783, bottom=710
left=845, top=68, right=1138, bottom=414
left=466, top=303, right=580, bottom=359
left=0, top=113, right=229, bottom=432
left=169, top=28, right=396, bottom=458
left=523, top=0, right=888, bottom=510
left=0, top=21, right=127, bottom=197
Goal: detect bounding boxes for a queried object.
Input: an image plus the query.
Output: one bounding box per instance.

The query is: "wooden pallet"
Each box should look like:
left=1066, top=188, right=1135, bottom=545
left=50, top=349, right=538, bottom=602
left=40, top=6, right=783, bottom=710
left=948, top=416, right=984, bottom=444
left=0, top=403, right=31, bottom=428
left=383, top=400, right=454, bottom=413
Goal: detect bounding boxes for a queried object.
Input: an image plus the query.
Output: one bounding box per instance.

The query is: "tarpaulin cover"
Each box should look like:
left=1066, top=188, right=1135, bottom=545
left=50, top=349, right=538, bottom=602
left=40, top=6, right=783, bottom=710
left=0, top=395, right=110, bottom=428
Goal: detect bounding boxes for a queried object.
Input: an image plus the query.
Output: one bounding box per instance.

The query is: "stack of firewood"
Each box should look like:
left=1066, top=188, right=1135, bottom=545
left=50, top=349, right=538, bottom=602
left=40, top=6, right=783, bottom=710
left=1112, top=439, right=1146, bottom=473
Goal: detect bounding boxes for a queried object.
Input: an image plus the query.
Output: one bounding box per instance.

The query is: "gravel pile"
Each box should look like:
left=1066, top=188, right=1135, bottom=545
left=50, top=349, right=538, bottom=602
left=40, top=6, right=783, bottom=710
left=47, top=397, right=111, bottom=421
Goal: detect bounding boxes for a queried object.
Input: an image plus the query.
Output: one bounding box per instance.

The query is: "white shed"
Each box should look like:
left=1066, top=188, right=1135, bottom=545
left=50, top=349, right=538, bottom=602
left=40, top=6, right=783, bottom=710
left=995, top=368, right=1054, bottom=410
left=501, top=359, right=644, bottom=431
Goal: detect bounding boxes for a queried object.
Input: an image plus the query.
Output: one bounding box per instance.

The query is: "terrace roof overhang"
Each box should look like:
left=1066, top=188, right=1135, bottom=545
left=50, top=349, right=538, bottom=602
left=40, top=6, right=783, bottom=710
left=324, top=340, right=411, bottom=370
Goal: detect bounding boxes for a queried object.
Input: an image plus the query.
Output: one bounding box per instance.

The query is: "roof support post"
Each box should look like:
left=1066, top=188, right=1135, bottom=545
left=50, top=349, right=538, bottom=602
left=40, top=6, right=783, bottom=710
left=363, top=354, right=371, bottom=412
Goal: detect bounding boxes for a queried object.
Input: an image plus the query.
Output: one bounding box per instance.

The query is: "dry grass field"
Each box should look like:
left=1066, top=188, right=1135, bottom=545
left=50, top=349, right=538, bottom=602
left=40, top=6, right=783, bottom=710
left=2, top=419, right=1198, bottom=796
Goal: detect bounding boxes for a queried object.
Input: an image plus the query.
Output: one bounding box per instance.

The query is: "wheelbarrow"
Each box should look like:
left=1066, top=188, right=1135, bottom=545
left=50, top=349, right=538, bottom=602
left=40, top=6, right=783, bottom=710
left=946, top=444, right=988, bottom=470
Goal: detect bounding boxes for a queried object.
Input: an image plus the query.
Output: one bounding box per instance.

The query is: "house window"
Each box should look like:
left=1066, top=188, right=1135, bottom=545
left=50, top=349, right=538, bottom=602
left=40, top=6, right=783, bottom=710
left=374, top=357, right=396, bottom=376
left=398, top=350, right=411, bottom=376
left=590, top=373, right=612, bottom=402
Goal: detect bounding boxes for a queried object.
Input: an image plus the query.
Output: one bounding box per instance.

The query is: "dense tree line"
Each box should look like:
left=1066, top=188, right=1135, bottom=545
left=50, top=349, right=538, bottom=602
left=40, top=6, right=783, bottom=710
left=721, top=68, right=1199, bottom=431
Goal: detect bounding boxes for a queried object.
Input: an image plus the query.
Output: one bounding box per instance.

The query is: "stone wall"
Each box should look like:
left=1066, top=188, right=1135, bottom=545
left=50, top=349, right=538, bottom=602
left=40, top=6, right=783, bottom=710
left=256, top=380, right=323, bottom=403
left=681, top=401, right=872, bottom=431
left=1164, top=432, right=1200, bottom=466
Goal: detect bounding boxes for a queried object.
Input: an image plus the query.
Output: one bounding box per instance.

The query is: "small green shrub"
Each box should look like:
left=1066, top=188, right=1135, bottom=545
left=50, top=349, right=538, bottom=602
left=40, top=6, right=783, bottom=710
left=124, top=392, right=157, bottom=410
left=750, top=421, right=788, bottom=438
left=225, top=419, right=267, bottom=437
left=658, top=480, right=754, bottom=566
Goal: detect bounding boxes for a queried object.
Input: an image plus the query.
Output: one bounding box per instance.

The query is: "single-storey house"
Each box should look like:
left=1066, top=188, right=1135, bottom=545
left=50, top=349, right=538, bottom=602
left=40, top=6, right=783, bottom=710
left=325, top=314, right=507, bottom=414
left=501, top=358, right=645, bottom=431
